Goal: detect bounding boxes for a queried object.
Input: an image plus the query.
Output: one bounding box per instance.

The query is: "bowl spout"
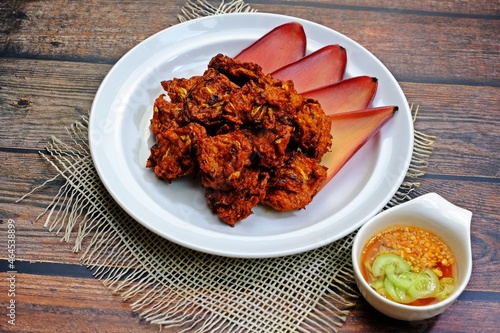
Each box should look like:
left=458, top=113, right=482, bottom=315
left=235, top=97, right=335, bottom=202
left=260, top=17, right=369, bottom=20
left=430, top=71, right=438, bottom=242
left=412, top=192, right=472, bottom=240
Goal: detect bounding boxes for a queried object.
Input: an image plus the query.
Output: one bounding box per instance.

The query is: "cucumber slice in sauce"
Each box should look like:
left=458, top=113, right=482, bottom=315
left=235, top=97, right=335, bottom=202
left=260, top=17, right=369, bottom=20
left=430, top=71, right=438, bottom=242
left=434, top=277, right=456, bottom=300
left=384, top=277, right=416, bottom=304
left=372, top=253, right=411, bottom=278
left=370, top=279, right=385, bottom=291
left=407, top=268, right=440, bottom=299
left=387, top=271, right=421, bottom=290
left=369, top=253, right=453, bottom=304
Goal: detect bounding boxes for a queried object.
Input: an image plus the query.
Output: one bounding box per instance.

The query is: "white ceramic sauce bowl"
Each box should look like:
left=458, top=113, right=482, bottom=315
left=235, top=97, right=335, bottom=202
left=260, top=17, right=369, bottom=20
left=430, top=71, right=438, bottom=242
left=352, top=193, right=473, bottom=321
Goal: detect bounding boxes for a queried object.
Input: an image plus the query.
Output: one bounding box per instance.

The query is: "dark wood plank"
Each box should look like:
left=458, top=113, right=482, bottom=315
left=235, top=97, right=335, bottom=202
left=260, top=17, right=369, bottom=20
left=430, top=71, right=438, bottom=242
left=342, top=294, right=500, bottom=333
left=0, top=0, right=25, bottom=48
left=1, top=0, right=498, bottom=85
left=0, top=217, right=85, bottom=265
left=0, top=273, right=163, bottom=333
left=248, top=3, right=499, bottom=86
left=400, top=82, right=500, bottom=178
left=0, top=58, right=108, bottom=148
left=0, top=0, right=187, bottom=63
left=248, top=0, right=500, bottom=16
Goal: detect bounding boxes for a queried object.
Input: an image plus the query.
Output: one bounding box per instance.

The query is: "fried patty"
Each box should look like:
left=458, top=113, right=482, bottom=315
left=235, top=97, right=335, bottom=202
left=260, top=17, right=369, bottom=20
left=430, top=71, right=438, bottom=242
left=147, top=54, right=332, bottom=226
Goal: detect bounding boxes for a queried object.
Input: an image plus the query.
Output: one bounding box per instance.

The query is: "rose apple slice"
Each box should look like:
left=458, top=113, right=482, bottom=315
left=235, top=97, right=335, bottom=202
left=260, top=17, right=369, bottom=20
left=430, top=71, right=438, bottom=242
left=322, top=106, right=398, bottom=184
left=271, top=45, right=347, bottom=93
left=302, top=76, right=378, bottom=115
left=235, top=22, right=306, bottom=73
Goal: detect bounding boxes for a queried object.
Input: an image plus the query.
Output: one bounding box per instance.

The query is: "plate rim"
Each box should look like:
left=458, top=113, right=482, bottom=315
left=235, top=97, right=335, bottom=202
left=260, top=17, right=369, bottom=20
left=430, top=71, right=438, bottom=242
left=89, top=12, right=414, bottom=258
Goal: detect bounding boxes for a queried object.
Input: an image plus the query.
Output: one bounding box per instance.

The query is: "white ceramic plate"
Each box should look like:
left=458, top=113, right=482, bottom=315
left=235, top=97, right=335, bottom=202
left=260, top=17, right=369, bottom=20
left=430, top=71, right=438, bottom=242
left=89, top=13, right=414, bottom=258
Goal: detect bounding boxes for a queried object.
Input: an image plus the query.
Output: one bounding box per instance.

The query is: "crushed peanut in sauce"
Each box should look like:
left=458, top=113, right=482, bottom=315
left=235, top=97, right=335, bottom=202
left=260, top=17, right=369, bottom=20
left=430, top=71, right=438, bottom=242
left=363, top=225, right=455, bottom=277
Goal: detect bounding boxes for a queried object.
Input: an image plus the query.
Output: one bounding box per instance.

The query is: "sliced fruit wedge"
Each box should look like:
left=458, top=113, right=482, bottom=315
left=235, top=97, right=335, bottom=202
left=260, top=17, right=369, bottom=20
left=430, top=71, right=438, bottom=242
left=321, top=106, right=398, bottom=184
left=271, top=45, right=347, bottom=93
left=302, top=76, right=378, bottom=115
left=235, top=22, right=306, bottom=74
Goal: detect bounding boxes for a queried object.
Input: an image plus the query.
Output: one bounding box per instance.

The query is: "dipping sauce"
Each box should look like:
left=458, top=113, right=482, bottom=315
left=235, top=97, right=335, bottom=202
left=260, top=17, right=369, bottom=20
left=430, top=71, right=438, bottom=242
left=361, top=225, right=457, bottom=306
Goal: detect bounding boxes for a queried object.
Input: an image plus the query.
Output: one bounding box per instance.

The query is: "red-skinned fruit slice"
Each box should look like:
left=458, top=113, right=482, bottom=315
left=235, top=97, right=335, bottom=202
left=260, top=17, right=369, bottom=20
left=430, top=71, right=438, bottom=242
left=271, top=45, right=347, bottom=93
left=321, top=106, right=398, bottom=185
left=302, top=76, right=378, bottom=115
left=235, top=22, right=306, bottom=74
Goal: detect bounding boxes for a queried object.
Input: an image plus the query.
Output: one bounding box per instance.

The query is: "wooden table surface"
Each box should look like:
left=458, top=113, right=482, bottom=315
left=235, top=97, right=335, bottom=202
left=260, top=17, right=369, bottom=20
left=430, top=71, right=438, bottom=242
left=1, top=0, right=498, bottom=332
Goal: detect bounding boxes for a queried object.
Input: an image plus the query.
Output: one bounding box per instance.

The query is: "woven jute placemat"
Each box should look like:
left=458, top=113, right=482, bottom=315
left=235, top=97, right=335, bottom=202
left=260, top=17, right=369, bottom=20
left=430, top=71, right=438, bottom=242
left=21, top=1, right=435, bottom=332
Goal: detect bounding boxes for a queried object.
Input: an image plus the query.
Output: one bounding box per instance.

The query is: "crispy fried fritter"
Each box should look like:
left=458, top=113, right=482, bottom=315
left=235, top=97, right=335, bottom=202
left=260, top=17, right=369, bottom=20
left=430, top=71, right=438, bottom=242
left=160, top=68, right=239, bottom=127
left=205, top=171, right=269, bottom=226
left=147, top=53, right=332, bottom=226
left=150, top=94, right=185, bottom=135
left=146, top=123, right=207, bottom=182
left=208, top=53, right=264, bottom=85
left=184, top=68, right=238, bottom=126
left=222, top=68, right=303, bottom=130
left=196, top=131, right=254, bottom=190
left=161, top=75, right=200, bottom=103
left=292, top=99, right=332, bottom=159
left=263, top=152, right=327, bottom=212
left=243, top=123, right=292, bottom=169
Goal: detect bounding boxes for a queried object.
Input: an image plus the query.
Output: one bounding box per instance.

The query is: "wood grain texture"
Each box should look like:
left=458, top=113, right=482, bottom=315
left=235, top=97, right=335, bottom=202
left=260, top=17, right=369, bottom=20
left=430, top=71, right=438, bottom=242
left=400, top=82, right=500, bottom=178
left=0, top=0, right=184, bottom=63
left=0, top=273, right=163, bottom=333
left=0, top=0, right=498, bottom=332
left=2, top=1, right=498, bottom=85
left=343, top=295, right=500, bottom=333
left=248, top=0, right=500, bottom=16
left=0, top=58, right=106, bottom=148
left=248, top=1, right=499, bottom=85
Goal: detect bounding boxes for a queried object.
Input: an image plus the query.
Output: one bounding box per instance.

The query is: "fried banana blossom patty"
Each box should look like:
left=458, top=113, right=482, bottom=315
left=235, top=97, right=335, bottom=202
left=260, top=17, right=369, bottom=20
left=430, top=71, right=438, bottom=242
left=147, top=54, right=332, bottom=226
